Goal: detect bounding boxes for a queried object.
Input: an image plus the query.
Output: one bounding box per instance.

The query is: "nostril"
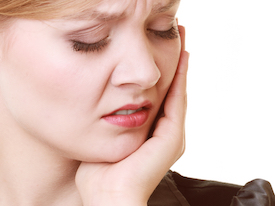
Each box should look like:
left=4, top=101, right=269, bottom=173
left=110, top=39, right=161, bottom=89
left=110, top=61, right=161, bottom=89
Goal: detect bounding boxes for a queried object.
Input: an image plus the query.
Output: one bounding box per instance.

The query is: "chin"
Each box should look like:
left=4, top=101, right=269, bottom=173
left=75, top=148, right=138, bottom=163
left=79, top=134, right=148, bottom=163
left=103, top=142, right=145, bottom=163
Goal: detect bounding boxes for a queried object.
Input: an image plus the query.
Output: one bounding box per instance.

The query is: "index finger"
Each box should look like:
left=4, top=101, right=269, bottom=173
left=164, top=25, right=189, bottom=122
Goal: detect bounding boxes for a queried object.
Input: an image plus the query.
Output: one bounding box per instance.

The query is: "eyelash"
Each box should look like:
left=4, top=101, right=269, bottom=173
left=72, top=37, right=109, bottom=53
left=71, top=26, right=179, bottom=53
left=149, top=26, right=179, bottom=40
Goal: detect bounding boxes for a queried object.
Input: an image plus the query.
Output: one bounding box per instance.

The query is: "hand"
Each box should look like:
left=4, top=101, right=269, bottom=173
left=75, top=25, right=189, bottom=206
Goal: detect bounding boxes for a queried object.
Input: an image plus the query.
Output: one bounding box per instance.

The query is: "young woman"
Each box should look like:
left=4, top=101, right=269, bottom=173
left=0, top=0, right=274, bottom=206
left=0, top=0, right=187, bottom=205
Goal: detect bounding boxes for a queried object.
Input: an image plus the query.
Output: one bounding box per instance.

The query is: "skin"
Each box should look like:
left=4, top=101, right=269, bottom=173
left=0, top=0, right=189, bottom=205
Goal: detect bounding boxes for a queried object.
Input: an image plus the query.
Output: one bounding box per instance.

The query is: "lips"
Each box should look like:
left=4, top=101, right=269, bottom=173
left=102, top=101, right=152, bottom=128
left=113, top=108, right=143, bottom=115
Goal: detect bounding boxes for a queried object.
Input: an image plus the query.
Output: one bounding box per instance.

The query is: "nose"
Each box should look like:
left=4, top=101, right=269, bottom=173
left=110, top=33, right=161, bottom=90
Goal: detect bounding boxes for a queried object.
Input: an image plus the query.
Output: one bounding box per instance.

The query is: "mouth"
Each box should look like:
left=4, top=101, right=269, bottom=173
left=102, top=101, right=152, bottom=128
left=112, top=108, right=143, bottom=115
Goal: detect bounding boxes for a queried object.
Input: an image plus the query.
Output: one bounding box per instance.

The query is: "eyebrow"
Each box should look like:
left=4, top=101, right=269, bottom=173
left=67, top=0, right=180, bottom=21
left=152, top=0, right=181, bottom=14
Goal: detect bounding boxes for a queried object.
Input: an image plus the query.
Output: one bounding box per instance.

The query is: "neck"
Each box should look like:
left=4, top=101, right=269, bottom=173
left=0, top=116, right=82, bottom=206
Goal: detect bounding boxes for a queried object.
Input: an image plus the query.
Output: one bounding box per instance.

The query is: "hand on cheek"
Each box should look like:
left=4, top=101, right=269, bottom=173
left=75, top=26, right=189, bottom=206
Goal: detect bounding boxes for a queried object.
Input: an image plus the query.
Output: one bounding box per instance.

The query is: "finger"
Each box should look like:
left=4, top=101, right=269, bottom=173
left=179, top=25, right=185, bottom=51
left=163, top=26, right=189, bottom=123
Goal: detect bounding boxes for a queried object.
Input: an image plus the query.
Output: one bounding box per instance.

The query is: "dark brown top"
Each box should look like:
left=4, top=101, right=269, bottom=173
left=148, top=171, right=275, bottom=206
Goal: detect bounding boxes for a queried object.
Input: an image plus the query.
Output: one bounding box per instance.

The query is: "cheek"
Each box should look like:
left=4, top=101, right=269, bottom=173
left=0, top=31, right=113, bottom=138
left=3, top=34, right=108, bottom=110
left=3, top=43, right=74, bottom=110
left=155, top=39, right=181, bottom=90
left=0, top=33, right=120, bottom=161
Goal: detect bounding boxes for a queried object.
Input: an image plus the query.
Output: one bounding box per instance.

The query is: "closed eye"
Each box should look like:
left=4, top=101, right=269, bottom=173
left=149, top=26, right=179, bottom=40
left=71, top=37, right=109, bottom=53
left=71, top=27, right=178, bottom=53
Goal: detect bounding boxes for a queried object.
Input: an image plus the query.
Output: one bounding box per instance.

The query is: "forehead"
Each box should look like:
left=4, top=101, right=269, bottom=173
left=66, top=0, right=180, bottom=20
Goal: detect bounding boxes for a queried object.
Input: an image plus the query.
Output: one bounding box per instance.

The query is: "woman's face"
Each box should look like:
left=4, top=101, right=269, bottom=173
left=0, top=0, right=181, bottom=162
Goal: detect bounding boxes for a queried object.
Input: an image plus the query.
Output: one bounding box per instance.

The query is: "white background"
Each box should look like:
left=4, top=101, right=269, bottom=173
left=172, top=0, right=275, bottom=187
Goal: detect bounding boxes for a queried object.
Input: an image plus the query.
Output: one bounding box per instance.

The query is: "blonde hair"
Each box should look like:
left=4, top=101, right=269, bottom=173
left=0, top=0, right=100, bottom=29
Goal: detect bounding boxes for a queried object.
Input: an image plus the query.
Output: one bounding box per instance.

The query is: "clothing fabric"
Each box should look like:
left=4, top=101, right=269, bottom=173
left=148, top=171, right=275, bottom=206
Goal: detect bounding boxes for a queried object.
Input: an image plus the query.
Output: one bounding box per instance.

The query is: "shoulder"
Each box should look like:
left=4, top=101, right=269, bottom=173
left=148, top=171, right=275, bottom=206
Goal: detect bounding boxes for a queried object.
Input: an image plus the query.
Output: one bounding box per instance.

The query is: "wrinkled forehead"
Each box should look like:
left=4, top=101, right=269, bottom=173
left=65, top=0, right=180, bottom=20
